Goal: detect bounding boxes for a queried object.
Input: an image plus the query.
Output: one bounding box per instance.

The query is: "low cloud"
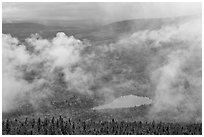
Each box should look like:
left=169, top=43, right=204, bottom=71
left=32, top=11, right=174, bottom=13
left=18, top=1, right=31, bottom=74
left=2, top=17, right=201, bottom=122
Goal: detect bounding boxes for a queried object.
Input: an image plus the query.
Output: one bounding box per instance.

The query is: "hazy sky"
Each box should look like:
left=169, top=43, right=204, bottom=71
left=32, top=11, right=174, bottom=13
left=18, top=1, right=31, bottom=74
left=3, top=2, right=201, bottom=24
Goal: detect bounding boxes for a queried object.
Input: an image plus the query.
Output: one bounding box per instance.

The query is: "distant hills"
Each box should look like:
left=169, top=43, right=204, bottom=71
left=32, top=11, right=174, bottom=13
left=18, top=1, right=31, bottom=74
left=2, top=22, right=95, bottom=41
left=2, top=15, right=200, bottom=43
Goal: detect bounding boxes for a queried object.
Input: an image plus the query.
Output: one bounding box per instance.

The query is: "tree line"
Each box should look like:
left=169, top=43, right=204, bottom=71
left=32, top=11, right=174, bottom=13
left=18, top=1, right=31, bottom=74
left=2, top=116, right=202, bottom=135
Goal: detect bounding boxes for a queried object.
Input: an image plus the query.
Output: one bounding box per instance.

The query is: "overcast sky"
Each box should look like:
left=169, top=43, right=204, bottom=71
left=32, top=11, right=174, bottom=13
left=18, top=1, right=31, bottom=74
left=3, top=2, right=202, bottom=24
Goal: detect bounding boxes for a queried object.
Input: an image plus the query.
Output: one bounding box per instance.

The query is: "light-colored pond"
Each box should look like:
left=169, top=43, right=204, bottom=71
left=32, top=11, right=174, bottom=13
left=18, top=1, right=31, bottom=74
left=93, top=95, right=152, bottom=110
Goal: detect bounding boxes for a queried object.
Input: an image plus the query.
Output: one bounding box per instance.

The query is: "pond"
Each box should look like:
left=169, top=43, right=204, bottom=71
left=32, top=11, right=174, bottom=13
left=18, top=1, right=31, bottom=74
left=93, top=95, right=152, bottom=110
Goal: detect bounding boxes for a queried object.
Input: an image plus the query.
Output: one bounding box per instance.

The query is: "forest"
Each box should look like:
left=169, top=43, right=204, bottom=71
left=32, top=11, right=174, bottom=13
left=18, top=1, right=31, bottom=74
left=2, top=116, right=202, bottom=135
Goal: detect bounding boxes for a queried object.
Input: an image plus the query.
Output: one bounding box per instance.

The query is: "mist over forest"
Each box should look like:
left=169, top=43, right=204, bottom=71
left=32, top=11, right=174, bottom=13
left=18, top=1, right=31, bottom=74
left=3, top=14, right=201, bottom=123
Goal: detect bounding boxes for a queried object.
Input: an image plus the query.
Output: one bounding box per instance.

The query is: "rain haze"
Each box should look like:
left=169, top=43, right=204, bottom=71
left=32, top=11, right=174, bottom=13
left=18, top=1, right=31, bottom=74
left=2, top=2, right=202, bottom=135
left=3, top=2, right=201, bottom=23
